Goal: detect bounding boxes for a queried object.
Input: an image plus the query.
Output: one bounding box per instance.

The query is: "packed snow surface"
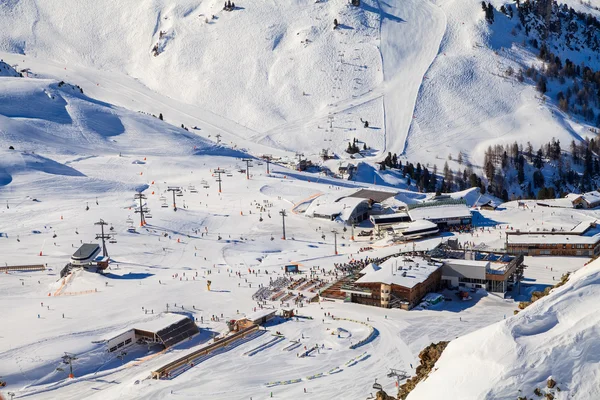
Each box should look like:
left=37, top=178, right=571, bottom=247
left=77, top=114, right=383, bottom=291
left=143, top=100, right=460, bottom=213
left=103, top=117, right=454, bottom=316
left=2, top=0, right=600, bottom=398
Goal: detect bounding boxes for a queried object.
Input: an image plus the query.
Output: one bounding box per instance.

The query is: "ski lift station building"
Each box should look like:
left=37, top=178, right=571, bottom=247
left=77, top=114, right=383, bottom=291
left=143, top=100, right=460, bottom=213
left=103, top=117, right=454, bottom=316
left=407, top=200, right=472, bottom=229
left=70, top=244, right=101, bottom=266
left=304, top=188, right=397, bottom=224
left=104, top=313, right=199, bottom=353
left=305, top=193, right=370, bottom=224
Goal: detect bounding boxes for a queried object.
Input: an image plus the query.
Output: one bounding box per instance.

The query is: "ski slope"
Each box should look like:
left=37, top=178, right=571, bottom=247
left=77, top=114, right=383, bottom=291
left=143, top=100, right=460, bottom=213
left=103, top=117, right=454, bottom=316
left=0, top=0, right=449, bottom=160
left=404, top=0, right=597, bottom=169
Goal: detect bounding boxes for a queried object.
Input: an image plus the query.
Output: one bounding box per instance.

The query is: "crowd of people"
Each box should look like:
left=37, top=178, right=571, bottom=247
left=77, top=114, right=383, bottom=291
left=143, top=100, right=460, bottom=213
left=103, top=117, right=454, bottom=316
left=333, top=256, right=377, bottom=275
left=223, top=1, right=236, bottom=11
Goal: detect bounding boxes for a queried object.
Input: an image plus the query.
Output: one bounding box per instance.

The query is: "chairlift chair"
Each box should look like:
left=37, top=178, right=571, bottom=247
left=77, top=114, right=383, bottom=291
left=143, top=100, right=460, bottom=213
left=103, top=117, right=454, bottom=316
left=145, top=214, right=153, bottom=219
left=176, top=191, right=184, bottom=197
left=109, top=239, right=117, bottom=244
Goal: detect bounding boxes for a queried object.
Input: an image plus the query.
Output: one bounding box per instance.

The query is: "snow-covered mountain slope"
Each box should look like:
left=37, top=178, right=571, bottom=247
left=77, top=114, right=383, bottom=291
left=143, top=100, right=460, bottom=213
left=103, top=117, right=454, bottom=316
left=0, top=0, right=382, bottom=131
left=4, top=0, right=599, bottom=170
left=404, top=0, right=590, bottom=170
left=407, top=258, right=600, bottom=400
left=0, top=0, right=447, bottom=160
left=0, top=74, right=232, bottom=192
left=0, top=60, right=20, bottom=77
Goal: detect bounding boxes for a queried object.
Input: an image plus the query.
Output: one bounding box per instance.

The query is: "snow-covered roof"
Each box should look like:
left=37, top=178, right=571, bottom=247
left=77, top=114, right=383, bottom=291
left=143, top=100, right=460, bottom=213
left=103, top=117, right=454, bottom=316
left=570, top=221, right=596, bottom=234
left=243, top=308, right=277, bottom=322
left=356, top=256, right=442, bottom=289
left=305, top=192, right=369, bottom=221
left=442, top=259, right=491, bottom=268
left=133, top=313, right=191, bottom=333
left=581, top=191, right=600, bottom=206
left=408, top=204, right=472, bottom=222
left=565, top=191, right=600, bottom=206
left=359, top=263, right=382, bottom=275
left=536, top=198, right=575, bottom=208
left=507, top=232, right=600, bottom=245
left=392, top=219, right=438, bottom=233
left=565, top=193, right=582, bottom=201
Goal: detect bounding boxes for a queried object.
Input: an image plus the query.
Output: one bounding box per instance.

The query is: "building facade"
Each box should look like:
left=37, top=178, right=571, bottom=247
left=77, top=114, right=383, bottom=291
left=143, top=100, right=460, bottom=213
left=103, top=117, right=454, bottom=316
left=506, top=232, right=600, bottom=257
left=343, top=258, right=442, bottom=310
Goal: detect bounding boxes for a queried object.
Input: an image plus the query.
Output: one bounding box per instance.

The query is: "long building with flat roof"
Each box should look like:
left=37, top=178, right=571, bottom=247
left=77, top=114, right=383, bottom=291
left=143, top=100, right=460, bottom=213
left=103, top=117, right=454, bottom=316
left=407, top=201, right=472, bottom=229
left=506, top=221, right=600, bottom=257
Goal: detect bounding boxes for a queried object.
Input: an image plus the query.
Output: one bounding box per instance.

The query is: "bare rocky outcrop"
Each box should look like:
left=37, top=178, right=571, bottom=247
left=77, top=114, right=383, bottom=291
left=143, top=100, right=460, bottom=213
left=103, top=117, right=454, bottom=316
left=397, top=341, right=449, bottom=400
left=376, top=389, right=397, bottom=400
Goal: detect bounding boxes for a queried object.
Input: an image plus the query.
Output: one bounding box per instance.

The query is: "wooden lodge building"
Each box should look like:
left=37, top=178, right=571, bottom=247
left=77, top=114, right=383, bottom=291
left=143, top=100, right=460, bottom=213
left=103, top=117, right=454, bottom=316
left=341, top=256, right=443, bottom=310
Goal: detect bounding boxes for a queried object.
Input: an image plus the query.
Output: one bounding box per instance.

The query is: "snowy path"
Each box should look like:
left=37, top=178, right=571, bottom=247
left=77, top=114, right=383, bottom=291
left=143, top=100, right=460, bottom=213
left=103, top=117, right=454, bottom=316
left=378, top=0, right=445, bottom=155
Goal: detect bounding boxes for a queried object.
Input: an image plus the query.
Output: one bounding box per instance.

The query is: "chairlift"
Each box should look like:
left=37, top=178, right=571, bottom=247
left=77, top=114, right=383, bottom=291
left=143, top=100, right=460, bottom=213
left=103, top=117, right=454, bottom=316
left=226, top=173, right=233, bottom=177
left=145, top=214, right=153, bottom=219
left=161, top=202, right=169, bottom=208
left=176, top=191, right=184, bottom=197
left=203, top=184, right=210, bottom=188
left=127, top=227, right=137, bottom=233
left=109, top=239, right=117, bottom=244
left=126, top=217, right=134, bottom=224
left=159, top=195, right=166, bottom=202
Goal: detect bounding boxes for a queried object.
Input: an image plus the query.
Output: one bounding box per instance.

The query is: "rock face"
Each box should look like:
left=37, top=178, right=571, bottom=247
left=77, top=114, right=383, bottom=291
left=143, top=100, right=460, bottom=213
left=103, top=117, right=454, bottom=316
left=397, top=341, right=449, bottom=400
left=376, top=389, right=397, bottom=400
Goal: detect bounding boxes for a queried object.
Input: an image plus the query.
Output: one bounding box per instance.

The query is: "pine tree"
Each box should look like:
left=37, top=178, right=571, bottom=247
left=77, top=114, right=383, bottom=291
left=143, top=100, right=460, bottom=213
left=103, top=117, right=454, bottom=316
left=484, top=158, right=495, bottom=181
left=517, top=155, right=525, bottom=184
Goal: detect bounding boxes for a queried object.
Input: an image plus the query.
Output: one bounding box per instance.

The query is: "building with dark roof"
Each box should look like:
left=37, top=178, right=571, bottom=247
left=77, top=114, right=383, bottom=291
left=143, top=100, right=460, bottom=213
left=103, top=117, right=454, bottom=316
left=71, top=244, right=101, bottom=266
